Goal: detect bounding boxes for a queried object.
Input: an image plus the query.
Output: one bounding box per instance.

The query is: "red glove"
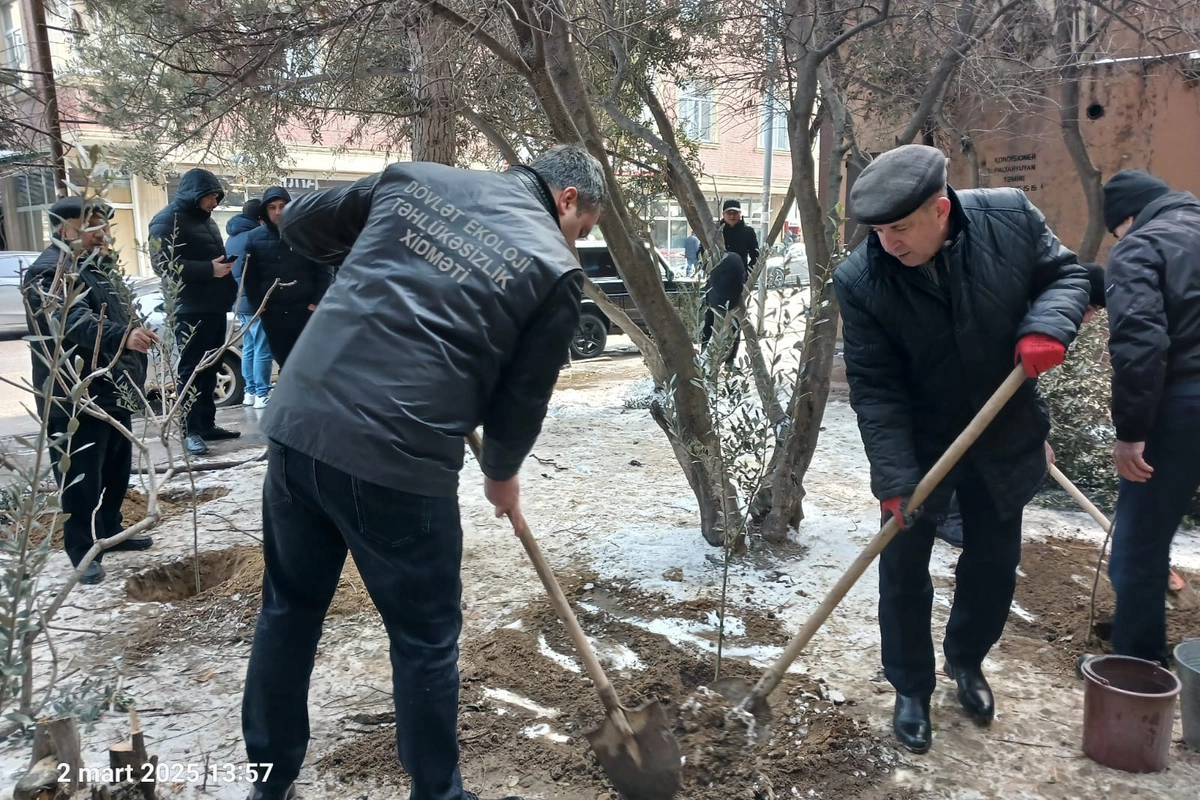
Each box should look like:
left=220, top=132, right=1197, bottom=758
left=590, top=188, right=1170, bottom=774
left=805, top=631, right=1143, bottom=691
left=881, top=496, right=919, bottom=529
left=1015, top=334, right=1066, bottom=378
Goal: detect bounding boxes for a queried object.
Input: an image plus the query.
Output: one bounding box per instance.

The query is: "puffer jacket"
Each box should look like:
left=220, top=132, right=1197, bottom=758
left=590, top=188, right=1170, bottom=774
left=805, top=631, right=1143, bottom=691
left=148, top=168, right=238, bottom=314
left=1106, top=191, right=1200, bottom=442
left=705, top=252, right=747, bottom=309
left=225, top=213, right=260, bottom=315
left=243, top=187, right=335, bottom=313
left=263, top=161, right=584, bottom=497
left=834, top=187, right=1089, bottom=514
left=23, top=244, right=148, bottom=419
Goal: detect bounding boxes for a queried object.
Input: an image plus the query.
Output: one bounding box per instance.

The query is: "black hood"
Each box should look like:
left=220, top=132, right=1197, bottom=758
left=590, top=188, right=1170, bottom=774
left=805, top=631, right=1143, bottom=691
left=260, top=186, right=292, bottom=216
left=1128, top=191, right=1200, bottom=237
left=174, top=168, right=225, bottom=214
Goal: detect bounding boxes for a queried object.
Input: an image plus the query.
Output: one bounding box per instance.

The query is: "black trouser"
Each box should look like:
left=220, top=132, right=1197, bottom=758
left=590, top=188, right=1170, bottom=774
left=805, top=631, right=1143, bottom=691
left=701, top=306, right=741, bottom=364
left=242, top=441, right=465, bottom=800
left=261, top=307, right=312, bottom=368
left=47, top=413, right=132, bottom=567
left=879, top=463, right=1023, bottom=698
left=1109, top=382, right=1200, bottom=665
left=176, top=311, right=227, bottom=434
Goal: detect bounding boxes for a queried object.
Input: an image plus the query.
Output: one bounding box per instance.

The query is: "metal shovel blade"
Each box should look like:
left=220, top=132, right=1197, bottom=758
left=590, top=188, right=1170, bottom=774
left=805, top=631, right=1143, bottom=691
left=708, top=676, right=772, bottom=723
left=584, top=700, right=681, bottom=800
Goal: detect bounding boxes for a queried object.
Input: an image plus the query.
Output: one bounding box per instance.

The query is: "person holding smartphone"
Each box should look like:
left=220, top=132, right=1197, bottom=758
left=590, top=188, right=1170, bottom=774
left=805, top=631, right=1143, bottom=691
left=149, top=168, right=242, bottom=455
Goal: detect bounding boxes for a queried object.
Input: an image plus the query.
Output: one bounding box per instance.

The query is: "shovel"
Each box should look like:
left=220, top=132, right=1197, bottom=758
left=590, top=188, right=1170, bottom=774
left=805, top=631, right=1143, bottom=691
left=713, top=364, right=1030, bottom=716
left=466, top=432, right=681, bottom=800
left=1049, top=463, right=1197, bottom=609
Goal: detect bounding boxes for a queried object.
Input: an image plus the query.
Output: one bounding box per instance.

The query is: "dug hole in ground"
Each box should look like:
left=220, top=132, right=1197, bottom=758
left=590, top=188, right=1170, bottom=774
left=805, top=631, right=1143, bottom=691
left=3, top=346, right=1200, bottom=799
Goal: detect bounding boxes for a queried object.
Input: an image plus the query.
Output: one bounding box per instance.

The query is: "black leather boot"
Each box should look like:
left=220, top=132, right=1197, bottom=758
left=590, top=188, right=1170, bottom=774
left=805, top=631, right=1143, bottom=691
left=892, top=694, right=932, bottom=753
left=945, top=662, right=994, bottom=722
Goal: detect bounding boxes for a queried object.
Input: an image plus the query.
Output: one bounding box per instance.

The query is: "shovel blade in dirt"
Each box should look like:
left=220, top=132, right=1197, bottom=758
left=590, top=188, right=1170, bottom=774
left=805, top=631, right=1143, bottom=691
left=584, top=700, right=681, bottom=800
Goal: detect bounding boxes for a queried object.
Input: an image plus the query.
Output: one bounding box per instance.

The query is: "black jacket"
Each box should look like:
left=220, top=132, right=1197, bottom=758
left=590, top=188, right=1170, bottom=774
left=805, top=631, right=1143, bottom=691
left=1106, top=191, right=1200, bottom=442
left=834, top=188, right=1088, bottom=513
left=24, top=244, right=148, bottom=419
left=262, top=161, right=584, bottom=497
left=148, top=169, right=238, bottom=314
left=243, top=188, right=335, bottom=314
left=722, top=220, right=760, bottom=271
left=705, top=252, right=747, bottom=309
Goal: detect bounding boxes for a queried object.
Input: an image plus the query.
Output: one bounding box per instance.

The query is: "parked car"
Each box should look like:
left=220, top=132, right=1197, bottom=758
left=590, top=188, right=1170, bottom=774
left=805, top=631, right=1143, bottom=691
left=572, top=240, right=697, bottom=360
left=130, top=279, right=245, bottom=408
left=0, top=251, right=41, bottom=334
left=762, top=242, right=810, bottom=289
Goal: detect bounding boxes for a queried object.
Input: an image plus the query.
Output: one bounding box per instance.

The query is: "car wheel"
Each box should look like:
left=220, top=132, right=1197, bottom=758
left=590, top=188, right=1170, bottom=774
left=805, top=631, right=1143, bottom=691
left=768, top=267, right=787, bottom=290
left=213, top=352, right=245, bottom=408
left=570, top=312, right=608, bottom=360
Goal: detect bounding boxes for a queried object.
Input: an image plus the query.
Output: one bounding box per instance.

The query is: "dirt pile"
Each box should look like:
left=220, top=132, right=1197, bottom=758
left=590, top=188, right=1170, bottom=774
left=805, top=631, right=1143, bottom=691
left=318, top=579, right=899, bottom=799
left=1006, top=537, right=1200, bottom=672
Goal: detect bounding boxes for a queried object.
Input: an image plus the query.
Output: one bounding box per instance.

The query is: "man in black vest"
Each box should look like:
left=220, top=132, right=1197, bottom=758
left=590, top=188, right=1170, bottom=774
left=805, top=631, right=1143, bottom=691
left=240, top=145, right=604, bottom=800
left=24, top=198, right=157, bottom=585
left=834, top=145, right=1088, bottom=753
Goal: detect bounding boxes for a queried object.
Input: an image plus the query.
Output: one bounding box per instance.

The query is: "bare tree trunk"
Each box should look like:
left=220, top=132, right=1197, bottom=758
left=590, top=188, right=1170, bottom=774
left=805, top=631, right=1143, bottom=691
left=1059, top=70, right=1105, bottom=261
left=409, top=12, right=457, bottom=165
left=19, top=0, right=67, bottom=195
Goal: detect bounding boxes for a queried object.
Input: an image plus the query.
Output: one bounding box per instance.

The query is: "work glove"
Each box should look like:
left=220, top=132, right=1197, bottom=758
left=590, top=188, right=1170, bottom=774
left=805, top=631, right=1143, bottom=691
left=881, top=496, right=921, bottom=530
left=1014, top=334, right=1066, bottom=378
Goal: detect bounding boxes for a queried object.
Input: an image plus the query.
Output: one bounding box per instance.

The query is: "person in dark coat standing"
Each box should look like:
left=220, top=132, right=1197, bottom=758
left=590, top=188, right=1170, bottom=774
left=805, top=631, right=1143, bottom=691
left=834, top=145, right=1089, bottom=753
left=242, top=187, right=334, bottom=371
left=700, top=251, right=746, bottom=364
left=239, top=145, right=603, bottom=800
left=148, top=168, right=241, bottom=456
left=226, top=199, right=273, bottom=408
left=24, top=198, right=157, bottom=585
left=720, top=199, right=759, bottom=273
left=1095, top=170, right=1200, bottom=667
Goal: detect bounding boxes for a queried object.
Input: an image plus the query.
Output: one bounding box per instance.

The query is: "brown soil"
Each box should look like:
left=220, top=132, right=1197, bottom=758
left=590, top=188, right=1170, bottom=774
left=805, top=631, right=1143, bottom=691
left=21, top=486, right=231, bottom=549
left=124, top=547, right=377, bottom=658
left=317, top=578, right=902, bottom=799
left=1002, top=537, right=1200, bottom=673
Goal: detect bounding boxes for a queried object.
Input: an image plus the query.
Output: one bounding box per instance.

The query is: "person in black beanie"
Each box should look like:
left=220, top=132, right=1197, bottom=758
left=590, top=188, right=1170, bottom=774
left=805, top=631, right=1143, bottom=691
left=1088, top=170, right=1200, bottom=669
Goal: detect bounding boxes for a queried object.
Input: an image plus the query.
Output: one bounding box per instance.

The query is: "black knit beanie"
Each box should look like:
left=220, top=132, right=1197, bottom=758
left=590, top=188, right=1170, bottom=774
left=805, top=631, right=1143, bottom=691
left=1103, top=170, right=1170, bottom=234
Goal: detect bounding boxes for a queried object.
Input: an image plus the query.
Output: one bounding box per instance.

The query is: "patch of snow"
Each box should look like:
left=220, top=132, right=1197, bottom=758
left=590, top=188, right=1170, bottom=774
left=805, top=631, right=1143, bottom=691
left=537, top=633, right=582, bottom=673
left=705, top=611, right=746, bottom=637
left=591, top=640, right=645, bottom=671
left=1009, top=602, right=1036, bottom=623
left=522, top=723, right=570, bottom=744
left=483, top=688, right=561, bottom=719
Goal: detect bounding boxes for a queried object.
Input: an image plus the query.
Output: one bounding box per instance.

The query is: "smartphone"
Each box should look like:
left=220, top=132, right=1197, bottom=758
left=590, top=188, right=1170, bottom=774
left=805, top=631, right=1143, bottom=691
left=221, top=255, right=237, bottom=263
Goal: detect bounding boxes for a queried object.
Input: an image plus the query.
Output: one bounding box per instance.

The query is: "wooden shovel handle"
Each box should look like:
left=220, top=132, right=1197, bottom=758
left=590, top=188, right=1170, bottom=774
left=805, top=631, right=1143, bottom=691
left=744, top=364, right=1030, bottom=709
left=465, top=432, right=627, bottom=719
left=1048, top=463, right=1112, bottom=533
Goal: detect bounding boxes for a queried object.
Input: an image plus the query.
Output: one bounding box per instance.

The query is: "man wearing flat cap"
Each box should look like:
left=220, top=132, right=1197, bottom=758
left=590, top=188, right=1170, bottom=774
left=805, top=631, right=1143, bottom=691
left=24, top=197, right=159, bottom=585
left=1095, top=170, right=1200, bottom=669
left=834, top=145, right=1089, bottom=753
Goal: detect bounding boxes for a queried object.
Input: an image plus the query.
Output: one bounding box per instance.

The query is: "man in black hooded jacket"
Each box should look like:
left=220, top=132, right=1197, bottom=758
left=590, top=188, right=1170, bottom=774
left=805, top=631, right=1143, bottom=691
left=243, top=186, right=335, bottom=368
left=1097, top=170, right=1200, bottom=667
left=148, top=167, right=240, bottom=455
left=720, top=199, right=759, bottom=273
left=24, top=198, right=157, bottom=585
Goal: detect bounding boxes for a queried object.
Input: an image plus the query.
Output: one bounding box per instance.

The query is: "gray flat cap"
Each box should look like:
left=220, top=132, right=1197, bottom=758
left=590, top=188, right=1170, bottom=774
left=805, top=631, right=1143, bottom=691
left=850, top=145, right=948, bottom=225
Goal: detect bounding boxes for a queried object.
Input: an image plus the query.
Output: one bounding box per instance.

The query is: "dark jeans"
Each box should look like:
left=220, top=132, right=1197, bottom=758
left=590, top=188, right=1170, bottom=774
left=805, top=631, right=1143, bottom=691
left=1109, top=383, right=1200, bottom=665
left=261, top=308, right=312, bottom=368
left=879, top=464, right=1023, bottom=697
left=47, top=414, right=132, bottom=566
left=176, top=311, right=227, bottom=434
left=242, top=441, right=465, bottom=800
left=701, top=306, right=741, bottom=364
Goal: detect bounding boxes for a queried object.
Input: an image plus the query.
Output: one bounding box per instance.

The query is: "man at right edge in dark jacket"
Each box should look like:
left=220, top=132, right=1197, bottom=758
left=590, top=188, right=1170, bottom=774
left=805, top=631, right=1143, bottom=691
left=240, top=145, right=604, bottom=800
left=834, top=145, right=1088, bottom=754
left=1091, top=170, right=1200, bottom=669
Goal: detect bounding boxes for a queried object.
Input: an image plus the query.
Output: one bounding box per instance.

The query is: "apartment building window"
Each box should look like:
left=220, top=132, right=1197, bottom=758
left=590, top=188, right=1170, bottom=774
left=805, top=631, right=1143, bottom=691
left=678, top=82, right=714, bottom=143
left=759, top=99, right=789, bottom=152
left=13, top=168, right=56, bottom=249
left=1, top=1, right=29, bottom=76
